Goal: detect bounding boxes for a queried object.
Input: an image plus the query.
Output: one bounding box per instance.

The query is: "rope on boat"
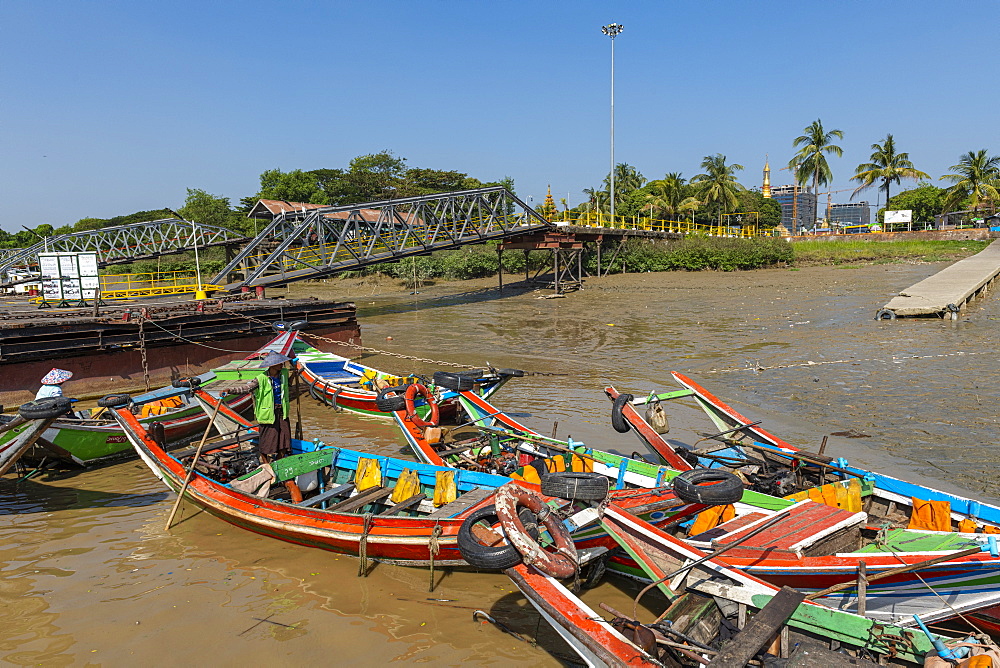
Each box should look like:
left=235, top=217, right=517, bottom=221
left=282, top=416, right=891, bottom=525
left=876, top=535, right=990, bottom=638
left=358, top=513, right=374, bottom=577
left=234, top=311, right=479, bottom=369
left=705, top=350, right=994, bottom=374
left=143, top=317, right=259, bottom=353
left=233, top=310, right=569, bottom=375
left=428, top=523, right=443, bottom=593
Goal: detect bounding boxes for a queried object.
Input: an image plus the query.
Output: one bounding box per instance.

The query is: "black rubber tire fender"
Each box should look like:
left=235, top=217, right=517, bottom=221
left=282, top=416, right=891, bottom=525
left=540, top=471, right=610, bottom=502
left=497, top=368, right=525, bottom=378
left=457, top=504, right=538, bottom=570
left=18, top=396, right=73, bottom=420
left=97, top=394, right=133, bottom=409
left=171, top=377, right=202, bottom=389
left=611, top=393, right=633, bottom=433
left=671, top=469, right=744, bottom=505
left=433, top=371, right=475, bottom=392
left=375, top=384, right=409, bottom=412
left=457, top=369, right=486, bottom=379
left=874, top=309, right=897, bottom=321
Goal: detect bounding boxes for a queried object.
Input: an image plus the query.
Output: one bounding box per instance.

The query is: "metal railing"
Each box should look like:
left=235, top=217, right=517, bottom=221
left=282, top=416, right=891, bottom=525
left=213, top=186, right=554, bottom=289
left=556, top=212, right=779, bottom=238
left=98, top=270, right=220, bottom=298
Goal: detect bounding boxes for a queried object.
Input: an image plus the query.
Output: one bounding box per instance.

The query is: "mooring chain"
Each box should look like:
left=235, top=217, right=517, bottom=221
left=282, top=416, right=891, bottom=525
left=708, top=350, right=993, bottom=374
left=138, top=313, right=151, bottom=392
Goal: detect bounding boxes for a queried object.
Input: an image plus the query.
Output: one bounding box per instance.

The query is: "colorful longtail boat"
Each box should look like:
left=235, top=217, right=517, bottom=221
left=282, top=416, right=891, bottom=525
left=606, top=374, right=1000, bottom=533
left=291, top=336, right=518, bottom=418
left=0, top=376, right=253, bottom=467
left=0, top=329, right=302, bottom=467
left=107, top=387, right=686, bottom=567
left=605, top=377, right=1000, bottom=628
left=505, top=503, right=989, bottom=667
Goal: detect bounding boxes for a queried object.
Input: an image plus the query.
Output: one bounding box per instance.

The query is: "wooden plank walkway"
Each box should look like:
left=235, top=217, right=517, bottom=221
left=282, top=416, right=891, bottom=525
left=879, top=240, right=1000, bottom=319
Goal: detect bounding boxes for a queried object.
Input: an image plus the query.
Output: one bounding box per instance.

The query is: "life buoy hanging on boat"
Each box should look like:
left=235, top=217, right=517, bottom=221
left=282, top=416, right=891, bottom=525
left=404, top=383, right=439, bottom=429
left=494, top=483, right=578, bottom=579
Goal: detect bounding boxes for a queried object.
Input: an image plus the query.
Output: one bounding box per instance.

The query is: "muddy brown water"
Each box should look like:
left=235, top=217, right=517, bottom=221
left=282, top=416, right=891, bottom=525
left=3, top=263, right=999, bottom=665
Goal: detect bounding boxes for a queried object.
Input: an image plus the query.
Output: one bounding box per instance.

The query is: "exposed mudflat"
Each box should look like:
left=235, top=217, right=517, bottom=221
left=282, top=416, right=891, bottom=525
left=3, top=263, right=998, bottom=665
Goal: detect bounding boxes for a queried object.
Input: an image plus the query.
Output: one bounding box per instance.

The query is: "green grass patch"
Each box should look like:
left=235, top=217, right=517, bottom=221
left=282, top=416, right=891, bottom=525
left=791, top=240, right=989, bottom=266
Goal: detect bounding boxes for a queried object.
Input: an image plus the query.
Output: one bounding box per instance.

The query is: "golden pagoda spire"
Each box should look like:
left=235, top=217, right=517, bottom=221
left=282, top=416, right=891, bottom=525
left=762, top=154, right=772, bottom=198
left=542, top=184, right=557, bottom=220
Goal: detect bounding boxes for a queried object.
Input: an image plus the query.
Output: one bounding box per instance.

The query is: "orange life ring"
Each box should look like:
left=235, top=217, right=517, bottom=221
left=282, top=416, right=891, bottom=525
left=404, top=383, right=439, bottom=429
left=495, top=483, right=577, bottom=579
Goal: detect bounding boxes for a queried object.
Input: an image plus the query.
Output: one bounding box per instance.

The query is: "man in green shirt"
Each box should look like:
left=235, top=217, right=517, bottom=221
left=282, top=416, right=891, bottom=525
left=254, top=351, right=302, bottom=503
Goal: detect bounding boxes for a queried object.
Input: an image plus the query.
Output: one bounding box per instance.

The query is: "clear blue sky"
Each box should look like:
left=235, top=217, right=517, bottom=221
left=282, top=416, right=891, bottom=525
left=3, top=1, right=998, bottom=230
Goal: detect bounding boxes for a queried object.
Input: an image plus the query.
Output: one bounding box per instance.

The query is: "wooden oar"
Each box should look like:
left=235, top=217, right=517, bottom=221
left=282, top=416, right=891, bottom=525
left=805, top=546, right=983, bottom=600
left=164, top=392, right=227, bottom=531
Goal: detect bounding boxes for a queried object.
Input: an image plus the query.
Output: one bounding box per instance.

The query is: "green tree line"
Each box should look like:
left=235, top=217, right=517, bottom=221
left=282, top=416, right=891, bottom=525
left=569, top=120, right=998, bottom=228
left=0, top=151, right=513, bottom=248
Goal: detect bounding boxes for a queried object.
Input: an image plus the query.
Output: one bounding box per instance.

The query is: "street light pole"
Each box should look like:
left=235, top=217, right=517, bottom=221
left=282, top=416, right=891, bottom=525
left=602, top=23, right=623, bottom=224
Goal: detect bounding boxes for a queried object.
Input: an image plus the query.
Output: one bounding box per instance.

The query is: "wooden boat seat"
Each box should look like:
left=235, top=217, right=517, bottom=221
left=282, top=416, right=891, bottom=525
left=701, top=501, right=866, bottom=560
left=378, top=493, right=427, bottom=516
left=326, top=486, right=392, bottom=513
left=298, top=482, right=354, bottom=508
left=304, top=362, right=358, bottom=384
left=270, top=449, right=338, bottom=483
left=425, top=487, right=494, bottom=519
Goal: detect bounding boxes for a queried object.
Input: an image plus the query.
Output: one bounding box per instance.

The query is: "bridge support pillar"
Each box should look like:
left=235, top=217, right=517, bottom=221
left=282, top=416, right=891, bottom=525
left=497, top=247, right=503, bottom=293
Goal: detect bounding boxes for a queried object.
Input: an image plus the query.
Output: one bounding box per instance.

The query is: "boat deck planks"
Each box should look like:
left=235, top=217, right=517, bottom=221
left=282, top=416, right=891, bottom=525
left=881, top=239, right=1000, bottom=317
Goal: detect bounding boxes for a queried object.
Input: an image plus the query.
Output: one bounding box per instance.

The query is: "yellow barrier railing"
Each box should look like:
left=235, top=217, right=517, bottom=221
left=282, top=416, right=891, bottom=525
left=99, top=270, right=209, bottom=292
left=557, top=213, right=778, bottom=238
left=30, top=270, right=221, bottom=304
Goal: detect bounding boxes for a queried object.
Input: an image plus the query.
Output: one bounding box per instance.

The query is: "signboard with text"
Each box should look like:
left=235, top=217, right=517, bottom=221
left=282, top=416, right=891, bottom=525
left=884, top=210, right=913, bottom=224
left=37, top=252, right=100, bottom=303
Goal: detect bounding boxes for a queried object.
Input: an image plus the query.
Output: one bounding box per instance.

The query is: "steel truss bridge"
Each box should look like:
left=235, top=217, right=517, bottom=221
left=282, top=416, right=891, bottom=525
left=0, top=219, right=248, bottom=285
left=212, top=186, right=554, bottom=290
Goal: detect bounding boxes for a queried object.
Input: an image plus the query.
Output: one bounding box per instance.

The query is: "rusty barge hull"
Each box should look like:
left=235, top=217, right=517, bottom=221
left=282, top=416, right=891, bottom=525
left=0, top=298, right=360, bottom=406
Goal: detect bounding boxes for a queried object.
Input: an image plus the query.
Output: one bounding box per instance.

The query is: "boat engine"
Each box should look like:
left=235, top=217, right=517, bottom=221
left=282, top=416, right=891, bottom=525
left=748, top=470, right=797, bottom=498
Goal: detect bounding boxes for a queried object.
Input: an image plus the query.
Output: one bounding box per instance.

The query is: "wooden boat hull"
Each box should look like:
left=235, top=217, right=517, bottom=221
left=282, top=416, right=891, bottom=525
left=502, top=504, right=970, bottom=667
left=0, top=415, right=58, bottom=476
left=598, top=505, right=955, bottom=666
left=113, top=391, right=684, bottom=566
left=607, top=549, right=1000, bottom=627
left=293, top=341, right=509, bottom=419
left=609, top=376, right=1000, bottom=532
left=506, top=563, right=659, bottom=667
left=0, top=385, right=253, bottom=466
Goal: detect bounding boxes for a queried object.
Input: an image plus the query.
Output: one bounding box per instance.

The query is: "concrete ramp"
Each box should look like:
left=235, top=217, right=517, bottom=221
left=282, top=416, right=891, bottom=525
left=879, top=240, right=1000, bottom=319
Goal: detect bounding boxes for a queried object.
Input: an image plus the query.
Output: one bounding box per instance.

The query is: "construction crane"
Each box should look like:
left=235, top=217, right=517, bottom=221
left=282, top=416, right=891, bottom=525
left=818, top=188, right=856, bottom=226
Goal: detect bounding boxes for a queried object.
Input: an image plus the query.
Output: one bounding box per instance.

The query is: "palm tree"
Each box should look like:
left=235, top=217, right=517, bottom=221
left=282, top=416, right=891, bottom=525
left=602, top=163, right=646, bottom=215
left=940, top=150, right=1000, bottom=214
left=678, top=196, right=702, bottom=225
left=789, top=119, right=844, bottom=196
left=691, top=154, right=744, bottom=225
left=645, top=172, right=686, bottom=219
left=851, top=134, right=930, bottom=210
left=579, top=187, right=609, bottom=223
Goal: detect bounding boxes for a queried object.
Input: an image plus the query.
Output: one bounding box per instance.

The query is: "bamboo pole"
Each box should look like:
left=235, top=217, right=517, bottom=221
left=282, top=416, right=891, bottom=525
left=164, top=393, right=226, bottom=530
left=805, top=547, right=982, bottom=600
